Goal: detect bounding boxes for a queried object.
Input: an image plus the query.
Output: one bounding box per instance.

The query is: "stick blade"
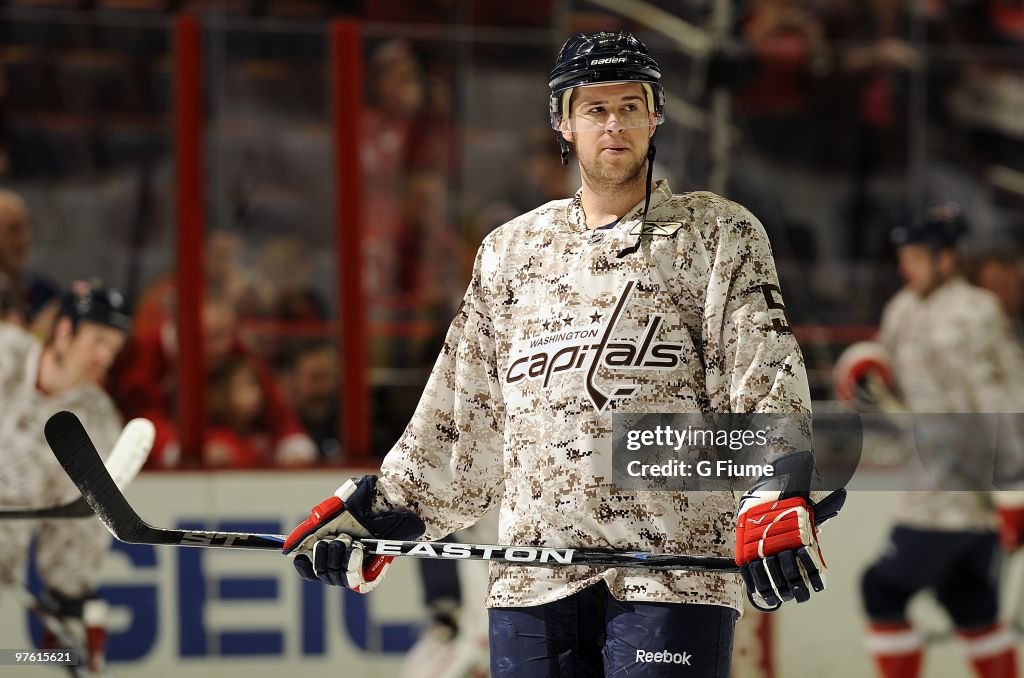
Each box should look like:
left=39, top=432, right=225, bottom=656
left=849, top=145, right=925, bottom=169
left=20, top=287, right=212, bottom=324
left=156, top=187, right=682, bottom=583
left=108, top=417, right=155, bottom=490
left=44, top=411, right=151, bottom=543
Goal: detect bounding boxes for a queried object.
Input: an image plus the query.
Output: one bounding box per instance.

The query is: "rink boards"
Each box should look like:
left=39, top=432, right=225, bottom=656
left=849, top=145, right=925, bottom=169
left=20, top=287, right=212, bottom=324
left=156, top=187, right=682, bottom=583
left=0, top=470, right=1011, bottom=677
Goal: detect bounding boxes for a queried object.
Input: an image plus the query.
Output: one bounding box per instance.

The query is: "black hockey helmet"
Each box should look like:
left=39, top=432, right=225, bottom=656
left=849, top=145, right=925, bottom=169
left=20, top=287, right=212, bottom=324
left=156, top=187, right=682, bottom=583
left=548, top=31, right=665, bottom=132
left=58, top=279, right=133, bottom=333
left=891, top=202, right=969, bottom=252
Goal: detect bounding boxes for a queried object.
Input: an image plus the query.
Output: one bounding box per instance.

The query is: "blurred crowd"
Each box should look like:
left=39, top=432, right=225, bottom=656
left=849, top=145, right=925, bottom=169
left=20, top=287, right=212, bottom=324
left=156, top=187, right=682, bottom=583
left=0, top=190, right=338, bottom=468
left=0, top=0, right=1023, bottom=467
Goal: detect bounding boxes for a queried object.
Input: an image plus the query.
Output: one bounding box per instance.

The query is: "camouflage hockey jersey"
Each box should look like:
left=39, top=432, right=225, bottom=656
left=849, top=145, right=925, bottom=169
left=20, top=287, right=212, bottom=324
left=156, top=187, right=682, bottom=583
left=0, top=324, right=122, bottom=597
left=376, top=181, right=810, bottom=611
left=880, top=278, right=1024, bottom=531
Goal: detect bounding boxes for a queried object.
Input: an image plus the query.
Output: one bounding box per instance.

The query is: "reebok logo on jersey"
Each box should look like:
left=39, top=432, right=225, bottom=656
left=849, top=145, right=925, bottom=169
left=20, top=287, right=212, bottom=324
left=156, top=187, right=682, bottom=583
left=636, top=649, right=692, bottom=666
left=504, top=281, right=685, bottom=411
left=629, top=221, right=683, bottom=236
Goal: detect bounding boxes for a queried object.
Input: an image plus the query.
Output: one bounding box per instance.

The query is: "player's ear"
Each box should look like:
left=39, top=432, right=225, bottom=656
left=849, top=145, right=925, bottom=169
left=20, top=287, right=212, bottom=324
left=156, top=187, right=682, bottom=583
left=559, top=119, right=574, bottom=144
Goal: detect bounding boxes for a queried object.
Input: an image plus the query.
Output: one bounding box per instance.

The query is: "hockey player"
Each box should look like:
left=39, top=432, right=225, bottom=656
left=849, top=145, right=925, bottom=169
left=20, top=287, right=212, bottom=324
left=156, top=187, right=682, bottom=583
left=857, top=206, right=1024, bottom=678
left=0, top=280, right=131, bottom=673
left=285, top=32, right=842, bottom=677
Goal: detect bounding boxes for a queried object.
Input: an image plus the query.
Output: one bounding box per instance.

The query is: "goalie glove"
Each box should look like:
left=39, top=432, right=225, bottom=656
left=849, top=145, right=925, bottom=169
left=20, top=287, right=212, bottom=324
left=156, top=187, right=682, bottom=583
left=735, top=451, right=847, bottom=612
left=40, top=589, right=107, bottom=673
left=283, top=475, right=425, bottom=593
left=992, top=491, right=1024, bottom=552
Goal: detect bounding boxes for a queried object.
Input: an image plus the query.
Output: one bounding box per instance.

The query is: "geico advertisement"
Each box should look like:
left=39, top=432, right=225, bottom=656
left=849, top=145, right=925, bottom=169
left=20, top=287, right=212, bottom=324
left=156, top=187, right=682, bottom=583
left=0, top=470, right=432, bottom=677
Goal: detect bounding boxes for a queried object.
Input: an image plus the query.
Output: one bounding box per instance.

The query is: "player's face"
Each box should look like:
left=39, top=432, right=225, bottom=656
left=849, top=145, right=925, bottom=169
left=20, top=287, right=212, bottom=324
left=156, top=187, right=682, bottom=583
left=560, top=83, right=655, bottom=190
left=897, top=245, right=947, bottom=296
left=64, top=321, right=127, bottom=385
left=228, top=366, right=263, bottom=425
left=292, top=347, right=337, bottom=418
left=202, top=302, right=236, bottom=366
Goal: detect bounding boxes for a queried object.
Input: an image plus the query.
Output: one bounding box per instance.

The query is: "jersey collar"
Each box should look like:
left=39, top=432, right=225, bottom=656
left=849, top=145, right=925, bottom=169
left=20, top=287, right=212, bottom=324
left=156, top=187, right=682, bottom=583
left=566, top=179, right=673, bottom=233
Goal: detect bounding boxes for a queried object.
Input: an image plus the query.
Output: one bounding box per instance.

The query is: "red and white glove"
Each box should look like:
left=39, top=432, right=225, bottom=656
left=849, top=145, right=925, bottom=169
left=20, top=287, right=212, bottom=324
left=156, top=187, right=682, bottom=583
left=833, top=341, right=900, bottom=411
left=735, top=452, right=846, bottom=612
left=283, top=475, right=425, bottom=593
left=41, top=589, right=107, bottom=673
left=993, top=491, right=1024, bottom=552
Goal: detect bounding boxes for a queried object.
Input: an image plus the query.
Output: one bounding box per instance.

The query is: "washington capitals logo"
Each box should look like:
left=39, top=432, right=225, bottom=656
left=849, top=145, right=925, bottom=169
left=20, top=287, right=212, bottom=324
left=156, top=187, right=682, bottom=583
left=504, top=281, right=685, bottom=411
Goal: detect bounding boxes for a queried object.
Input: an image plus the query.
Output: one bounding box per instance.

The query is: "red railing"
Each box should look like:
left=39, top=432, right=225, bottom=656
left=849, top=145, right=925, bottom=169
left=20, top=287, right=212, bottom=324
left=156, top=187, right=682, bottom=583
left=172, top=17, right=372, bottom=463
left=173, top=14, right=205, bottom=466
left=330, top=19, right=370, bottom=462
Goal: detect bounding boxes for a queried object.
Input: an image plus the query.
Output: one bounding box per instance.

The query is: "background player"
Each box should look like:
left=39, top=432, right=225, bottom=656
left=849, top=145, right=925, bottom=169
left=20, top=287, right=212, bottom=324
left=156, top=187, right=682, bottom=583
left=0, top=280, right=132, bottom=674
left=283, top=31, right=842, bottom=678
left=853, top=206, right=1024, bottom=678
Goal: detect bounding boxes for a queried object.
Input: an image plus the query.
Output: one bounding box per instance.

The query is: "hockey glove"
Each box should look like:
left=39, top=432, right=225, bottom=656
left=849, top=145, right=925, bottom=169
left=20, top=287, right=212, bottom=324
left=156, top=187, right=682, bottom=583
left=735, top=451, right=847, bottom=612
left=40, top=588, right=107, bottom=673
left=833, top=341, right=902, bottom=412
left=993, top=491, right=1024, bottom=552
left=283, top=475, right=425, bottom=593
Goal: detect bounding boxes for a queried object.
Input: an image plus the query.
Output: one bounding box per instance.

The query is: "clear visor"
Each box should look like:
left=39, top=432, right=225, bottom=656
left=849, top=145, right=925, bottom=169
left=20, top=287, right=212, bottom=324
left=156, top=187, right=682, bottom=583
left=550, top=81, right=664, bottom=131
left=569, top=102, right=658, bottom=132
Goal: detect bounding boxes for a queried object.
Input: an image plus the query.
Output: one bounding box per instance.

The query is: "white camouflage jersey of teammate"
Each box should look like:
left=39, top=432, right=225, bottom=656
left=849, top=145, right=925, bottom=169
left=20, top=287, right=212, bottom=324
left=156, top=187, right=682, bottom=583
left=285, top=31, right=842, bottom=678
left=881, top=274, right=1024, bottom=532
left=855, top=206, right=1024, bottom=678
left=0, top=281, right=130, bottom=673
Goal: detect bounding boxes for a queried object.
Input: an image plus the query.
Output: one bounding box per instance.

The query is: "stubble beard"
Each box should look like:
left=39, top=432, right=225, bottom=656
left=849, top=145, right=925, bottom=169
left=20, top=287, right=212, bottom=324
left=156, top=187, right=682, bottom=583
left=578, top=146, right=648, bottom=194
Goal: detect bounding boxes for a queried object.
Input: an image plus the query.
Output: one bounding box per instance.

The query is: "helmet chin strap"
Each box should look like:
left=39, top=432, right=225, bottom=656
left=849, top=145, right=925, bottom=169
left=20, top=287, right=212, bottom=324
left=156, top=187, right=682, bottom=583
left=616, top=138, right=657, bottom=258
left=640, top=141, right=656, bottom=226
left=557, top=133, right=570, bottom=165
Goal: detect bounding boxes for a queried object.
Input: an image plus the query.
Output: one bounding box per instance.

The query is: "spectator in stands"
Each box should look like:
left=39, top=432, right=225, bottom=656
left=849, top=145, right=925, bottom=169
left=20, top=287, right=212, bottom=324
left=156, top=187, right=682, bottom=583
left=822, top=0, right=925, bottom=259
left=734, top=0, right=831, bottom=164
left=241, top=233, right=328, bottom=365
left=133, top=227, right=252, bottom=337
left=467, top=125, right=571, bottom=262
left=113, top=295, right=316, bottom=468
left=395, top=169, right=459, bottom=308
left=279, top=339, right=341, bottom=462
left=0, top=189, right=59, bottom=322
left=831, top=0, right=922, bottom=154
left=205, top=355, right=298, bottom=468
left=362, top=39, right=455, bottom=306
left=250, top=234, right=327, bottom=320
left=362, top=39, right=424, bottom=302
left=944, top=0, right=1024, bottom=165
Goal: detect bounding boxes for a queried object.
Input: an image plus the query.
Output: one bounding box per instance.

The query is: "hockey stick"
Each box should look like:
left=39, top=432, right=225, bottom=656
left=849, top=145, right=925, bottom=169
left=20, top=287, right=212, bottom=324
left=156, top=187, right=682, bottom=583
left=0, top=418, right=154, bottom=520
left=45, top=410, right=741, bottom=573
